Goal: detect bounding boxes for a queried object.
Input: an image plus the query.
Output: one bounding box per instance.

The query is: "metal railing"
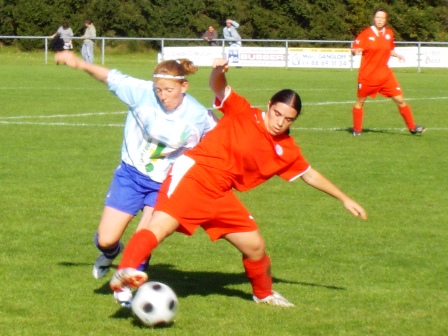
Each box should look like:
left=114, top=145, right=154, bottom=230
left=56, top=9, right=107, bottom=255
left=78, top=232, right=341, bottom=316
left=2, top=35, right=448, bottom=71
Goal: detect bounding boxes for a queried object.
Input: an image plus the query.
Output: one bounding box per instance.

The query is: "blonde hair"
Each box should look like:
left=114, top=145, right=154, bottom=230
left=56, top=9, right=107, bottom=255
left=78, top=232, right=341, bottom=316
left=153, top=59, right=198, bottom=82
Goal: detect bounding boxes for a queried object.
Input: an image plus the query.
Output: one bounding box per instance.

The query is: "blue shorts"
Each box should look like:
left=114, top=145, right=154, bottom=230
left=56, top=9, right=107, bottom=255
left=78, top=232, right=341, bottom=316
left=104, top=161, right=162, bottom=216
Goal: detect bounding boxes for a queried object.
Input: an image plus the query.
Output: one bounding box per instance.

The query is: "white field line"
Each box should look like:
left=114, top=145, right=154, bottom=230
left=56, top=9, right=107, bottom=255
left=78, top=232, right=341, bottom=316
left=0, top=111, right=126, bottom=119
left=1, top=96, right=447, bottom=129
left=2, top=120, right=447, bottom=131
left=0, top=121, right=124, bottom=127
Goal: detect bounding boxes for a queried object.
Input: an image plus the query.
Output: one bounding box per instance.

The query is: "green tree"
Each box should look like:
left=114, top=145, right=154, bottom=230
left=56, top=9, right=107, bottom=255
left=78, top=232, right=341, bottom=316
left=1, top=0, right=447, bottom=51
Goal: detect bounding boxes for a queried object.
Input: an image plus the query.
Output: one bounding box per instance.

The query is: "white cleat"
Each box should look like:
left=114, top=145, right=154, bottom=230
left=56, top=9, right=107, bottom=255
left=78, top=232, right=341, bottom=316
left=253, top=291, right=294, bottom=307
left=114, top=286, right=133, bottom=308
left=92, top=242, right=123, bottom=279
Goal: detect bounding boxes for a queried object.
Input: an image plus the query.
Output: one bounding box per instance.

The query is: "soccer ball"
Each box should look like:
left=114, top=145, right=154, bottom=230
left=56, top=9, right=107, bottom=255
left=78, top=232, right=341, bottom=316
left=131, top=281, right=178, bottom=327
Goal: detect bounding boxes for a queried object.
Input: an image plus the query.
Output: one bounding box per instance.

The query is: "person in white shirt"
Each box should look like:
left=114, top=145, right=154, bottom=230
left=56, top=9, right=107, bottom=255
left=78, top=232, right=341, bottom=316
left=223, top=19, right=242, bottom=47
left=54, top=51, right=217, bottom=306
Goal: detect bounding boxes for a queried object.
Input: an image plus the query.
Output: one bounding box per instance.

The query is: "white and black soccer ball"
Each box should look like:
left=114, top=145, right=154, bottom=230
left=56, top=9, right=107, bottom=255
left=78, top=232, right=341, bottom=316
left=131, top=281, right=178, bottom=327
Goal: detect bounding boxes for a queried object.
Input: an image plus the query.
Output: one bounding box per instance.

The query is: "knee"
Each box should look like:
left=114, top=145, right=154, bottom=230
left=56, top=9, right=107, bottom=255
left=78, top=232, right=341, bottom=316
left=245, top=239, right=266, bottom=260
left=95, top=232, right=119, bottom=250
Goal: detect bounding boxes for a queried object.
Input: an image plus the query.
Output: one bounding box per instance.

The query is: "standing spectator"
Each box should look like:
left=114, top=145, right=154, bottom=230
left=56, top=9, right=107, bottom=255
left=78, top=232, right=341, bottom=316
left=81, top=19, right=96, bottom=64
left=351, top=7, right=425, bottom=136
left=202, top=26, right=218, bottom=46
left=223, top=19, right=242, bottom=47
left=50, top=21, right=74, bottom=50
left=110, top=58, right=367, bottom=307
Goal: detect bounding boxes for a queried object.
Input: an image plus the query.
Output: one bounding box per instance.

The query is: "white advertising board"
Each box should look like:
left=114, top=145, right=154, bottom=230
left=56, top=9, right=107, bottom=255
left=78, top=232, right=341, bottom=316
left=159, top=46, right=286, bottom=67
left=225, top=47, right=286, bottom=67
left=418, top=46, right=448, bottom=68
left=287, top=48, right=352, bottom=68
left=159, top=46, right=448, bottom=69
left=158, top=46, right=223, bottom=66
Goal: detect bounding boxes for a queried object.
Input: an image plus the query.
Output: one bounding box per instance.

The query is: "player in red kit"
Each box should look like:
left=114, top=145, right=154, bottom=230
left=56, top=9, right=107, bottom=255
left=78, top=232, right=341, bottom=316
left=110, top=58, right=367, bottom=307
left=351, top=7, right=425, bottom=136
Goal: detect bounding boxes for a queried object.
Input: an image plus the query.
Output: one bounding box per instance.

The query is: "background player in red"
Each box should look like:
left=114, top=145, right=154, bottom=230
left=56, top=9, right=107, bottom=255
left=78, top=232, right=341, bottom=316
left=351, top=7, right=425, bottom=136
left=110, top=58, right=367, bottom=307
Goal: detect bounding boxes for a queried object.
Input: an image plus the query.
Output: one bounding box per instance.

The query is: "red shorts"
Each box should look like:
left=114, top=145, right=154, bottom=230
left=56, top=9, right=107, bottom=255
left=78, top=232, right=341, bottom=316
left=357, top=75, right=402, bottom=99
left=154, top=164, right=257, bottom=242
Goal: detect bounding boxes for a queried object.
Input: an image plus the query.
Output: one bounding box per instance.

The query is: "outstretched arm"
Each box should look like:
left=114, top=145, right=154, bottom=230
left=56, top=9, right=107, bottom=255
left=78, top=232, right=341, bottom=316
left=391, top=50, right=405, bottom=62
left=209, top=58, right=229, bottom=102
left=55, top=50, right=109, bottom=83
left=300, top=167, right=367, bottom=219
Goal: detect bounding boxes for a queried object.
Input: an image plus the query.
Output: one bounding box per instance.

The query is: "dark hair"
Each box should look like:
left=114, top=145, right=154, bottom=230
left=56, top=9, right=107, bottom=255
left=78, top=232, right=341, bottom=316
left=373, top=7, right=388, bottom=17
left=270, top=89, right=302, bottom=119
left=62, top=21, right=68, bottom=29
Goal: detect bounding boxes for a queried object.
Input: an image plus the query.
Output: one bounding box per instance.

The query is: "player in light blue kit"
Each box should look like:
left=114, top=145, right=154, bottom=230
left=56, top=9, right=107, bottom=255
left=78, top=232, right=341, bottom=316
left=55, top=51, right=216, bottom=306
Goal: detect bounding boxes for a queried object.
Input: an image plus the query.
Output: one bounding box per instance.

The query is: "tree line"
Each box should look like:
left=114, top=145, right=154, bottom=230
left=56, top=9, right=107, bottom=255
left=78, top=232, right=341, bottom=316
left=1, top=0, right=447, bottom=51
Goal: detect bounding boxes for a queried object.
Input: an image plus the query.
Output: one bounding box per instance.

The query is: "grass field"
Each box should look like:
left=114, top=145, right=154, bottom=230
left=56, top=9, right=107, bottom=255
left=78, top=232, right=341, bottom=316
left=0, top=51, right=447, bottom=335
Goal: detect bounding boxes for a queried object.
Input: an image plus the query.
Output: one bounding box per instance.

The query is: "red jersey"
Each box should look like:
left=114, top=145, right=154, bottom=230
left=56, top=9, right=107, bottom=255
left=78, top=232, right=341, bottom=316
left=185, top=89, right=310, bottom=193
left=353, top=26, right=395, bottom=85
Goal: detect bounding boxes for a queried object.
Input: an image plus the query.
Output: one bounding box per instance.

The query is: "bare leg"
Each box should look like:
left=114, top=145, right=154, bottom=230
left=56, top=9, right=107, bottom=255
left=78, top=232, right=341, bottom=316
left=97, top=206, right=134, bottom=249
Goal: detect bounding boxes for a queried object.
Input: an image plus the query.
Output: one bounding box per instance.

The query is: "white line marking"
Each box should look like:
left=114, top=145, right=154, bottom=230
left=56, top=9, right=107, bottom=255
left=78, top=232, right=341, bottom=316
left=0, top=111, right=126, bottom=120
left=290, top=127, right=448, bottom=131
left=0, top=96, right=447, bottom=129
left=1, top=120, right=446, bottom=131
left=0, top=121, right=123, bottom=127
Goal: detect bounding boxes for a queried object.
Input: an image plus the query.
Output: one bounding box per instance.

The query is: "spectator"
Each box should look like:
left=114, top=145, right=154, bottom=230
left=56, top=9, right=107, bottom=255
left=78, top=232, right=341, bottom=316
left=81, top=19, right=96, bottom=64
left=223, top=19, right=242, bottom=47
left=50, top=21, right=73, bottom=50
left=202, top=25, right=218, bottom=46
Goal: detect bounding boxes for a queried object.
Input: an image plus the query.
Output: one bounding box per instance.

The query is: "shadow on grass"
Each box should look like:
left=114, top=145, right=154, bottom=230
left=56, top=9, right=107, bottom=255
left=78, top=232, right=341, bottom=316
left=86, top=262, right=345, bottom=300
left=110, top=307, right=174, bottom=329
left=63, top=262, right=347, bottom=321
left=58, top=260, right=345, bottom=321
left=339, top=127, right=413, bottom=136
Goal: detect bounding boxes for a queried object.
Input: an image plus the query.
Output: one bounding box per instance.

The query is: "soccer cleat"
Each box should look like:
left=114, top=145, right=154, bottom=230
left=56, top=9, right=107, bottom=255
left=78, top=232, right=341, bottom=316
left=110, top=268, right=148, bottom=292
left=113, top=286, right=133, bottom=308
left=253, top=291, right=294, bottom=307
left=352, top=131, right=362, bottom=136
left=410, top=125, right=426, bottom=134
left=92, top=242, right=123, bottom=279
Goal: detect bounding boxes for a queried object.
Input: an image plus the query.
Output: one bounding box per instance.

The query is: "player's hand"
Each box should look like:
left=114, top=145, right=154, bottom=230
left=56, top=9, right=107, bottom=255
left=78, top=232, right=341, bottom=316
left=343, top=199, right=367, bottom=220
left=213, top=58, right=229, bottom=73
left=55, top=50, right=82, bottom=69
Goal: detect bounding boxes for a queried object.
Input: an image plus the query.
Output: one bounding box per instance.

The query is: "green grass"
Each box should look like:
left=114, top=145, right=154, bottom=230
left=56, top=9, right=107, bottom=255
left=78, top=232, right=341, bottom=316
left=0, top=51, right=447, bottom=335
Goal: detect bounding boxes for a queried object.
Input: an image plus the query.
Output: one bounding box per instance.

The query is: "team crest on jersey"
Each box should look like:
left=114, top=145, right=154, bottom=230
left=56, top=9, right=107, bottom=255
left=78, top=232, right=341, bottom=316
left=275, top=144, right=283, bottom=156
left=385, top=34, right=391, bottom=40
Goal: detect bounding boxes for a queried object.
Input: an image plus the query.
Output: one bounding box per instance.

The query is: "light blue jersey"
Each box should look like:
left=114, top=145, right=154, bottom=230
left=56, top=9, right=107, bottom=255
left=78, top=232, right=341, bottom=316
left=107, top=69, right=216, bottom=183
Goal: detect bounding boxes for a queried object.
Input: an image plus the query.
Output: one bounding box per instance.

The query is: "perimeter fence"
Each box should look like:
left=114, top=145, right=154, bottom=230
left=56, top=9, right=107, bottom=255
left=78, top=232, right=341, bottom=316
left=1, top=36, right=448, bottom=71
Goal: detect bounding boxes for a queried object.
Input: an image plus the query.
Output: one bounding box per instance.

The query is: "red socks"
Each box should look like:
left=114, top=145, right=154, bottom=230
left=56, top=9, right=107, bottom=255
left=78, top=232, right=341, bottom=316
left=399, top=105, right=416, bottom=130
left=243, top=254, right=273, bottom=299
left=118, top=229, right=158, bottom=270
left=352, top=107, right=363, bottom=132
left=119, top=234, right=275, bottom=299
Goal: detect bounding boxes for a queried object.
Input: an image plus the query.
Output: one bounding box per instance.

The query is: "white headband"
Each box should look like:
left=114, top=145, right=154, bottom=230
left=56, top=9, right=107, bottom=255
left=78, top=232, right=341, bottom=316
left=153, top=74, right=185, bottom=79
